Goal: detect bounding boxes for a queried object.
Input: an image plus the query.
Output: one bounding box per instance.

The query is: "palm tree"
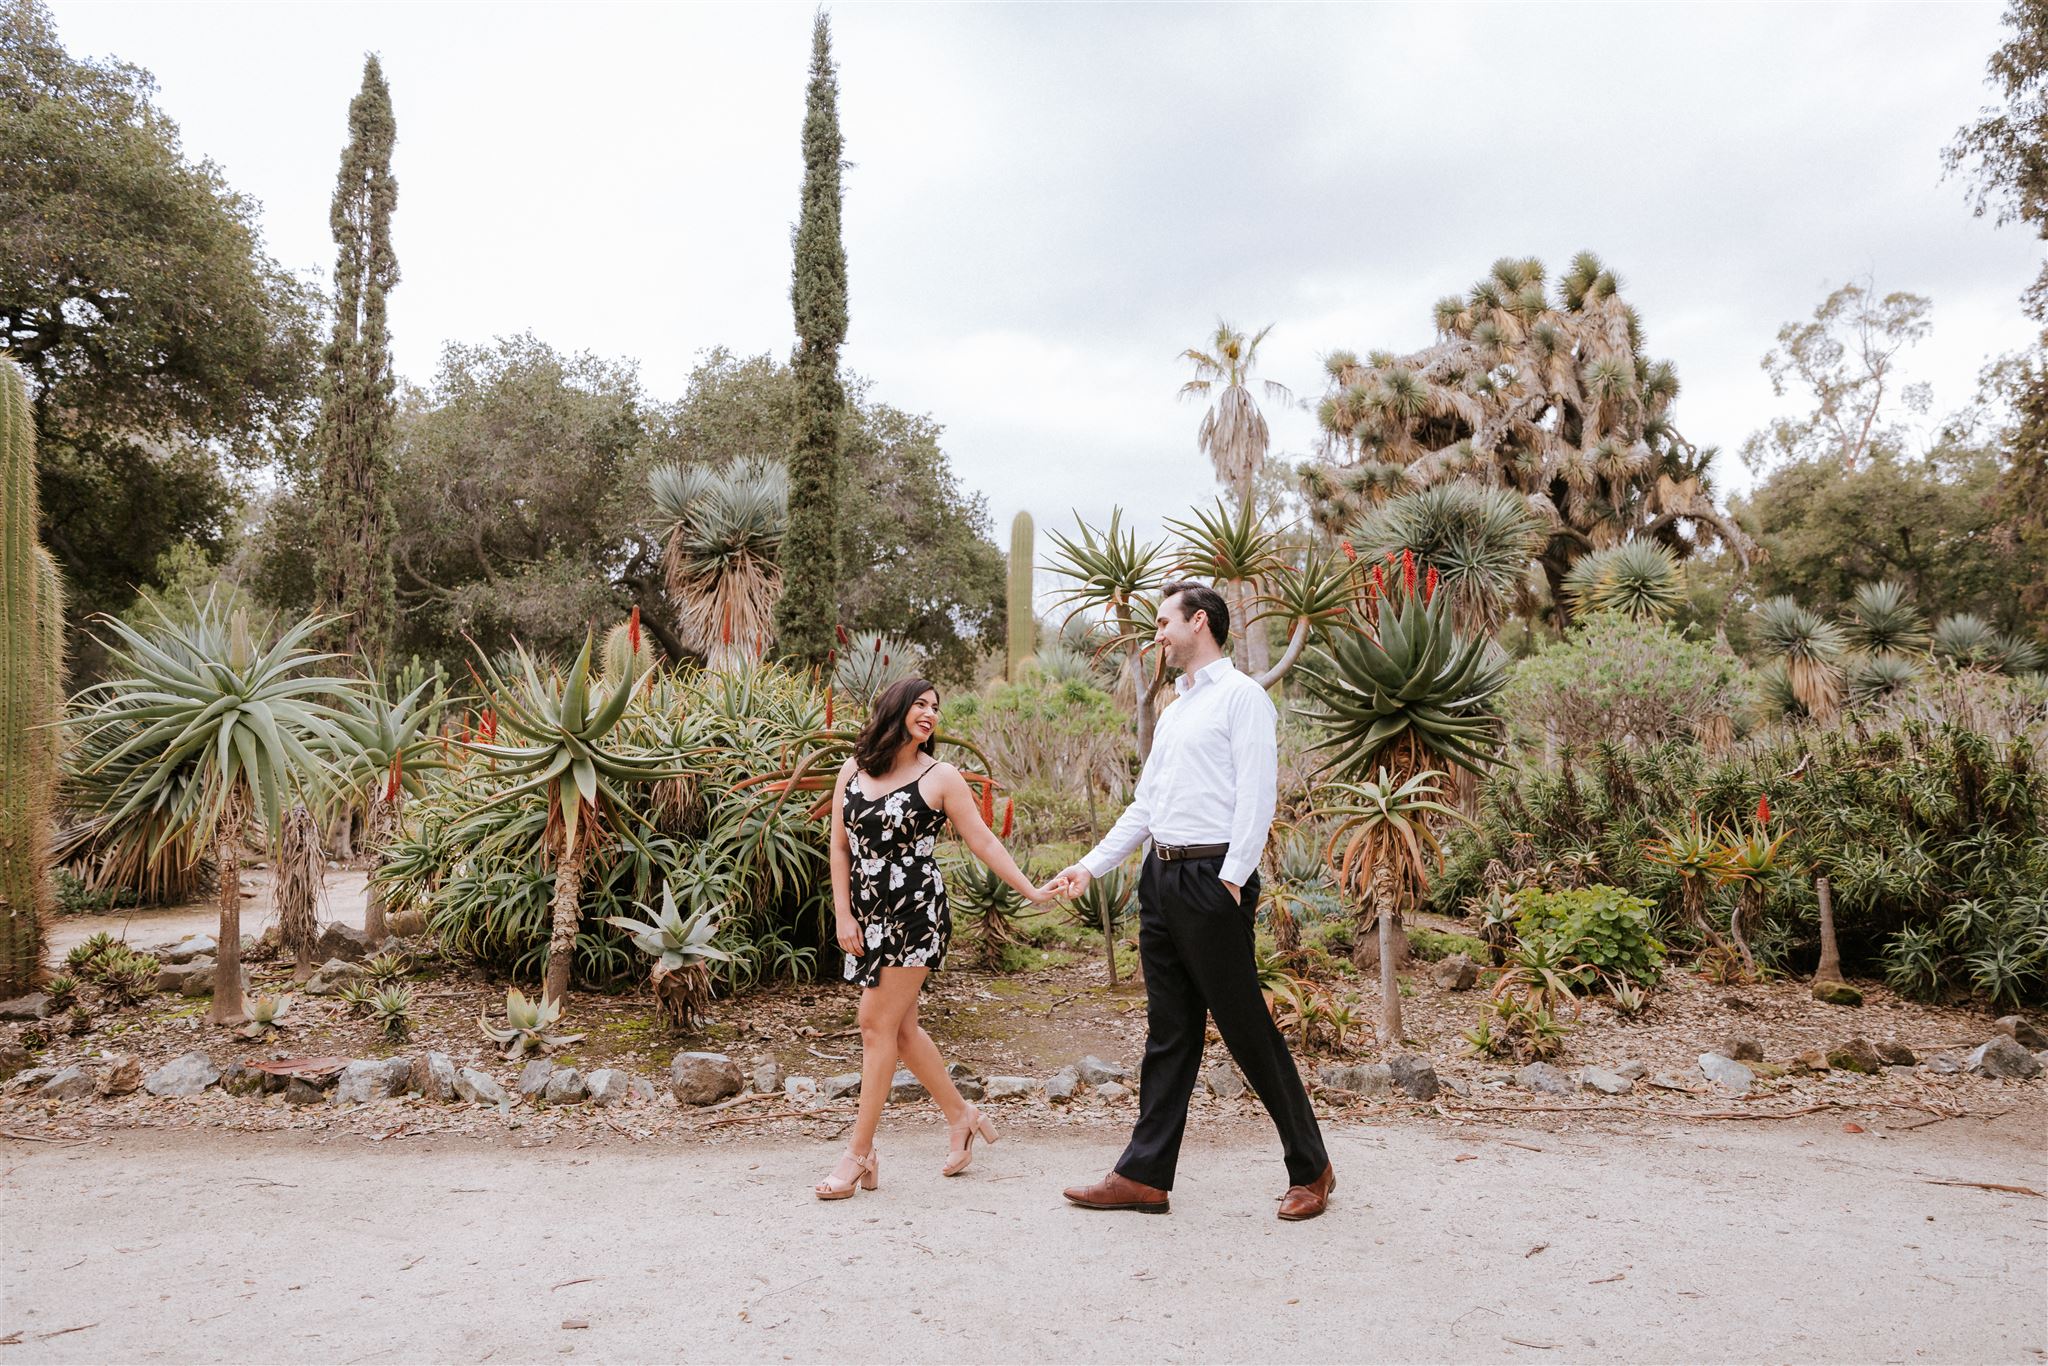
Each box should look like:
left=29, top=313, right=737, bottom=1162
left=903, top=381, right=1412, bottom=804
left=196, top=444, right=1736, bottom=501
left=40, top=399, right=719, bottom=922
left=1305, top=254, right=1751, bottom=621
left=459, top=636, right=690, bottom=1008
left=650, top=459, right=788, bottom=670
left=74, top=597, right=360, bottom=1024
left=1182, top=322, right=1293, bottom=670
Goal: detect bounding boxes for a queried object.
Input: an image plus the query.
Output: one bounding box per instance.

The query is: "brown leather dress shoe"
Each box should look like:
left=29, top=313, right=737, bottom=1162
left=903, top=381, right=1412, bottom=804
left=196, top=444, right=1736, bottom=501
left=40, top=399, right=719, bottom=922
left=1062, top=1170, right=1170, bottom=1214
left=1277, top=1164, right=1336, bottom=1221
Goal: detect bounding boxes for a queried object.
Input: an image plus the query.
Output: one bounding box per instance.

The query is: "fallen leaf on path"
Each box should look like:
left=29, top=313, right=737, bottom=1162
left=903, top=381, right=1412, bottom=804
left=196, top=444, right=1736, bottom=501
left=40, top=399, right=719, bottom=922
left=1454, top=1153, right=1477, bottom=1162
left=561, top=1320, right=589, bottom=1330
left=1503, top=1337, right=1559, bottom=1349
left=1922, top=1178, right=2042, bottom=1197
left=1524, top=1243, right=1548, bottom=1258
left=1842, top=1122, right=1864, bottom=1133
left=1589, top=1273, right=1625, bottom=1284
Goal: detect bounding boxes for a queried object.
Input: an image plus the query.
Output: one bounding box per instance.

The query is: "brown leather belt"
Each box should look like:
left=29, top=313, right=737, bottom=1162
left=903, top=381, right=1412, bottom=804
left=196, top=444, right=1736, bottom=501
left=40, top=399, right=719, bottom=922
left=1154, top=842, right=1229, bottom=862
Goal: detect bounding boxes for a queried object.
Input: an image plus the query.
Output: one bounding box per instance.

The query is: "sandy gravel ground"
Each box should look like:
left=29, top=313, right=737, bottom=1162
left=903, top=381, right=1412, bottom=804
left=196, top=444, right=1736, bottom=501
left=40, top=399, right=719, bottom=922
left=43, top=869, right=371, bottom=962
left=3, top=1110, right=2043, bottom=1365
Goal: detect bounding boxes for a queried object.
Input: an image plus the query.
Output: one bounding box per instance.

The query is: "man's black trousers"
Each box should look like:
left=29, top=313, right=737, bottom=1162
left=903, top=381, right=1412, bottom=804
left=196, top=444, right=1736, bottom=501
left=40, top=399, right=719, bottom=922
left=1113, top=851, right=1329, bottom=1190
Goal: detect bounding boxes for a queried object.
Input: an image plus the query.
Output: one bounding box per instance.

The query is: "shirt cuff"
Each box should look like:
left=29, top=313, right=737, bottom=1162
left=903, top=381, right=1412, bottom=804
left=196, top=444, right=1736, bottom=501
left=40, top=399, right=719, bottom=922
left=1079, top=849, right=1122, bottom=879
left=1220, top=854, right=1258, bottom=886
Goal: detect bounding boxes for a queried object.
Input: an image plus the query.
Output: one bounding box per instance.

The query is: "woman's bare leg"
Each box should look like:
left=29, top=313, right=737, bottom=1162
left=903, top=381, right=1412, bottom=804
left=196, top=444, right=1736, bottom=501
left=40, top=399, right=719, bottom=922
left=895, top=996, right=969, bottom=1126
left=847, top=969, right=924, bottom=1156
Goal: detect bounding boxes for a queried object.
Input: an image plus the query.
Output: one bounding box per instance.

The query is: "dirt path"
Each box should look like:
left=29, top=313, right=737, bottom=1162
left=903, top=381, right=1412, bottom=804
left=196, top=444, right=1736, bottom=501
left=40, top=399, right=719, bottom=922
left=4, top=1113, right=2042, bottom=1364
left=44, top=868, right=370, bottom=959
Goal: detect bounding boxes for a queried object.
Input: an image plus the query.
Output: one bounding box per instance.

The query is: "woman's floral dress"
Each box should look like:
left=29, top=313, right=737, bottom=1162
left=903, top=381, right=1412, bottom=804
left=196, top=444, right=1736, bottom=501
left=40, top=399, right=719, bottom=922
left=842, top=762, right=951, bottom=987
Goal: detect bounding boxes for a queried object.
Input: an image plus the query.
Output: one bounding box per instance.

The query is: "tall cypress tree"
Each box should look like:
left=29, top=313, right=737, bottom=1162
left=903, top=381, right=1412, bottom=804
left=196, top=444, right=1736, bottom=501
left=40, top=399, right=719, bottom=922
left=313, top=55, right=399, bottom=665
left=776, top=10, right=848, bottom=666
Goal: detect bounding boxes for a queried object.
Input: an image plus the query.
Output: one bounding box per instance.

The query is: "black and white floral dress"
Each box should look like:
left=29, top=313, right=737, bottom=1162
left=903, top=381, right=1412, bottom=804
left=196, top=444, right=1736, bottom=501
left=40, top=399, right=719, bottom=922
left=842, top=761, right=951, bottom=987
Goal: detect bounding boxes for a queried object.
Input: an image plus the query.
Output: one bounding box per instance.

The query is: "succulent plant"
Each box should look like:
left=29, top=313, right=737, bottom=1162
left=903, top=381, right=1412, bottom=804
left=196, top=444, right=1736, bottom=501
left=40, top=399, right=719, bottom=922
left=99, top=950, right=158, bottom=1007
left=238, top=993, right=294, bottom=1038
left=363, top=952, right=413, bottom=987
left=606, top=881, right=737, bottom=1032
left=67, top=932, right=119, bottom=979
left=478, top=987, right=583, bottom=1059
left=44, top=974, right=78, bottom=1010
left=336, top=979, right=377, bottom=1016
left=369, top=984, right=415, bottom=1042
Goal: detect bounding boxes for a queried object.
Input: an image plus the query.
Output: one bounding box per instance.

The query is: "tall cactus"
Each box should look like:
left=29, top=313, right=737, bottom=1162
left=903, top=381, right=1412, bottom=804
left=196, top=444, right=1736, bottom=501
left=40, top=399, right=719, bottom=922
left=1007, top=510, right=1036, bottom=679
left=1, top=359, right=50, bottom=995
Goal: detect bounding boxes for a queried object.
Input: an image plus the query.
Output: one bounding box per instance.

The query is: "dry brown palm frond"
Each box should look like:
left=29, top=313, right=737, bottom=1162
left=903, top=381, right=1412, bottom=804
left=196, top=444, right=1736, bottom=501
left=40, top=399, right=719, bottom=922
left=277, top=803, right=322, bottom=974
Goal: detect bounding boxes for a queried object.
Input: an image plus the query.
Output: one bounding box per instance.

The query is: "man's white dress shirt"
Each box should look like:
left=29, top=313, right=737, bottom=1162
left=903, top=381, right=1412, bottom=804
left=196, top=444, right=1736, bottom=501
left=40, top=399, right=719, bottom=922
left=1079, top=656, right=1278, bottom=888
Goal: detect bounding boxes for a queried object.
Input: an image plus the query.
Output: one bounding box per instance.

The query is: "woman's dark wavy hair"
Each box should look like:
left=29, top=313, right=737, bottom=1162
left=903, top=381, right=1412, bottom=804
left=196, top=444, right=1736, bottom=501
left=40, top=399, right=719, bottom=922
left=853, top=677, right=941, bottom=777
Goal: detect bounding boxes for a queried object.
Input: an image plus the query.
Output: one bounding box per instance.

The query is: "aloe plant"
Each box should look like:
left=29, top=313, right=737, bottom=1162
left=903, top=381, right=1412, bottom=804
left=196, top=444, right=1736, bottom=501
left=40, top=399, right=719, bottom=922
left=478, top=986, right=584, bottom=1059
left=239, top=993, right=293, bottom=1039
left=330, top=669, right=448, bottom=942
left=606, top=879, right=736, bottom=1030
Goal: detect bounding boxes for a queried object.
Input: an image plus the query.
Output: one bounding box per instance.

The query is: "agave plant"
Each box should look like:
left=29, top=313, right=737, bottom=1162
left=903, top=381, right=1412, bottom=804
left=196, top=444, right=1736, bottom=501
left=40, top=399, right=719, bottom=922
left=65, top=931, right=119, bottom=978
left=605, top=878, right=738, bottom=1031
left=70, top=597, right=360, bottom=1024
left=238, top=993, right=293, bottom=1039
left=369, top=984, right=416, bottom=1042
left=99, top=949, right=158, bottom=1007
left=1755, top=596, right=1846, bottom=721
left=44, top=974, right=78, bottom=1011
left=363, top=951, right=413, bottom=987
left=1295, top=563, right=1509, bottom=780
left=478, top=986, right=584, bottom=1059
left=950, top=856, right=1031, bottom=972
left=649, top=458, right=788, bottom=670
left=1321, top=767, right=1467, bottom=1043
left=1843, top=580, right=1928, bottom=656
left=459, top=635, right=694, bottom=1007
left=1560, top=540, right=1685, bottom=623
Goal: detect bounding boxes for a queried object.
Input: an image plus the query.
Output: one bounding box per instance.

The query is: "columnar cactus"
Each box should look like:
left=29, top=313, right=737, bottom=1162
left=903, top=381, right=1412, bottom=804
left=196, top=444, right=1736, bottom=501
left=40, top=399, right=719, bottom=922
left=1, top=358, right=51, bottom=994
left=1007, top=510, right=1036, bottom=679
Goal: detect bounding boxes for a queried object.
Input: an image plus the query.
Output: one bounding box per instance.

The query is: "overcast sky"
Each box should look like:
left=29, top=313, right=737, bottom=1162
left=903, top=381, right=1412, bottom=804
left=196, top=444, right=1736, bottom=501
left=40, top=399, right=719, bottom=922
left=49, top=1, right=2043, bottom=545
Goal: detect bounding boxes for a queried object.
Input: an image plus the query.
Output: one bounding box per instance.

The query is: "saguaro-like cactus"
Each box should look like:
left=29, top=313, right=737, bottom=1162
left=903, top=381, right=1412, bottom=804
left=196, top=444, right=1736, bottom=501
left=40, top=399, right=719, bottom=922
left=1007, top=510, right=1036, bottom=679
left=1, top=359, right=51, bottom=995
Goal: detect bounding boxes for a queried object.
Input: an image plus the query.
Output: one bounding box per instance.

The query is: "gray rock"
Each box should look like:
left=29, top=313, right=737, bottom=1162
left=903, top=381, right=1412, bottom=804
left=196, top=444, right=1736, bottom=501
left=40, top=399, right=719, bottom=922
left=143, top=1051, right=220, bottom=1098
left=516, top=1059, right=555, bottom=1097
left=98, top=1054, right=142, bottom=1097
left=1718, top=1035, right=1764, bottom=1062
left=218, top=1063, right=264, bottom=1097
left=1434, top=953, right=1479, bottom=991
left=1516, top=1062, right=1575, bottom=1097
left=1388, top=1053, right=1441, bottom=1100
left=888, top=1069, right=927, bottom=1103
left=9, top=1066, right=58, bottom=1091
left=543, top=1067, right=587, bottom=1105
left=946, top=1061, right=977, bottom=1081
left=1826, top=1038, right=1884, bottom=1075
left=1199, top=1061, right=1245, bottom=1101
left=160, top=934, right=216, bottom=964
left=0, top=993, right=54, bottom=1021
left=1442, top=1076, right=1471, bottom=1097
left=38, top=1065, right=94, bottom=1101
left=1045, top=1065, right=1082, bottom=1103
left=377, top=1057, right=413, bottom=1096
left=410, top=1052, right=458, bottom=1102
left=1076, top=1055, right=1127, bottom=1086
left=454, top=1067, right=509, bottom=1106
left=984, top=1075, right=1035, bottom=1101
left=1316, top=1062, right=1393, bottom=1097
left=1966, top=1035, right=2044, bottom=1080
left=1994, top=1015, right=2048, bottom=1050
left=783, top=1075, right=820, bottom=1106
left=751, top=1060, right=786, bottom=1095
left=628, top=1076, right=657, bottom=1104
left=282, top=1078, right=328, bottom=1106
left=156, top=958, right=240, bottom=998
left=1874, top=1039, right=1917, bottom=1067
left=303, top=959, right=363, bottom=996
left=821, top=1073, right=862, bottom=1101
left=668, top=1051, right=743, bottom=1106
left=585, top=1069, right=632, bottom=1107
left=1580, top=1066, right=1634, bottom=1096
left=1925, top=1053, right=1966, bottom=1076
left=334, top=1059, right=388, bottom=1105
left=956, top=1076, right=986, bottom=1101
left=314, top=922, right=374, bottom=963
left=1096, top=1082, right=1131, bottom=1103
left=1648, top=1072, right=1698, bottom=1092
left=1613, top=1060, right=1649, bottom=1081
left=0, top=1042, right=28, bottom=1081
left=1698, top=1053, right=1754, bottom=1096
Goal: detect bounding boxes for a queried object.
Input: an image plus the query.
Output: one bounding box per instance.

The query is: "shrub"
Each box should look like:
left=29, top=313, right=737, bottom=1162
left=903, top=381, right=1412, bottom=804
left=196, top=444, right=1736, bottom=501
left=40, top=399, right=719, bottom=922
left=1504, top=612, right=1750, bottom=753
left=1512, top=885, right=1665, bottom=985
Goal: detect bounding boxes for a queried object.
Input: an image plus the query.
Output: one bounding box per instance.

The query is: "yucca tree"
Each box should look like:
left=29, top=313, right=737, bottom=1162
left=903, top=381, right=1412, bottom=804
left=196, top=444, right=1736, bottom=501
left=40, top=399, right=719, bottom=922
left=1845, top=653, right=1922, bottom=706
left=1321, top=768, right=1465, bottom=1043
left=650, top=459, right=788, bottom=670
left=1756, top=596, right=1847, bottom=721
left=1043, top=508, right=1170, bottom=758
left=1180, top=326, right=1292, bottom=671
left=1349, top=484, right=1544, bottom=634
left=1166, top=497, right=1285, bottom=672
left=330, top=670, right=447, bottom=942
left=1930, top=611, right=1997, bottom=668
left=1305, top=253, right=1751, bottom=618
left=459, top=636, right=693, bottom=1007
left=1561, top=540, right=1684, bottom=623
left=73, top=598, right=361, bottom=1023
left=1842, top=580, right=1928, bottom=656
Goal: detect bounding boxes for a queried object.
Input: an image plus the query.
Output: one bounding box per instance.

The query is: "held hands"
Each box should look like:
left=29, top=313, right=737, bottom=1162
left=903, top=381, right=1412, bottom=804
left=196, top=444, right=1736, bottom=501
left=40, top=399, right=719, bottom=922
left=1044, top=865, right=1093, bottom=901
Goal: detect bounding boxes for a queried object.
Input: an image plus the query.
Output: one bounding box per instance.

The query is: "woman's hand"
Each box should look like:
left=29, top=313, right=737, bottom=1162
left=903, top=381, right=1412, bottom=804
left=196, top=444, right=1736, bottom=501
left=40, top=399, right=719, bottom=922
left=835, top=915, right=863, bottom=956
left=1023, top=882, right=1057, bottom=905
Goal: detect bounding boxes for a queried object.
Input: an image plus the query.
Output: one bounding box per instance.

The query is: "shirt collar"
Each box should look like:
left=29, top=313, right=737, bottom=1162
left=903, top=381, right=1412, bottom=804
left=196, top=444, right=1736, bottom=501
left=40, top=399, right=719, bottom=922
left=1176, top=656, right=1236, bottom=696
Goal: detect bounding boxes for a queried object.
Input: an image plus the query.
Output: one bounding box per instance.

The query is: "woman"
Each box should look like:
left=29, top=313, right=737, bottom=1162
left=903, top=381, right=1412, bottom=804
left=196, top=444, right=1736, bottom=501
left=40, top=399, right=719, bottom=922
left=814, top=676, right=1049, bottom=1200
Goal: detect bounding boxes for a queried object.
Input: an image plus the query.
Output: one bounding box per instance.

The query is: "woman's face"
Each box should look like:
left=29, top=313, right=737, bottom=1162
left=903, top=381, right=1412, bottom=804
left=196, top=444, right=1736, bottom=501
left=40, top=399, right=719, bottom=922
left=905, top=690, right=940, bottom=744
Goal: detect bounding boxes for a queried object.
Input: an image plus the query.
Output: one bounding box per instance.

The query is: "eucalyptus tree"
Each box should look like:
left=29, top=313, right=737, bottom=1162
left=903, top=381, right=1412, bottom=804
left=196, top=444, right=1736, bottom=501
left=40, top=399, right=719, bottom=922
left=74, top=599, right=360, bottom=1023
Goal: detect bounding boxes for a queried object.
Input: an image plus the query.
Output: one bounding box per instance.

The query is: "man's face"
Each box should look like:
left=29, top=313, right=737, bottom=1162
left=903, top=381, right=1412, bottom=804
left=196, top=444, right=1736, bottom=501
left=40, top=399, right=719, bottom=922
left=1154, top=593, right=1207, bottom=668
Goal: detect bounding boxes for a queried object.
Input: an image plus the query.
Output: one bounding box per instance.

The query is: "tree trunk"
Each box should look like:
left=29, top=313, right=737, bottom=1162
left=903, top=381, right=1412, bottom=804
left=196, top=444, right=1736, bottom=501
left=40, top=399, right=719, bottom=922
left=209, top=791, right=249, bottom=1025
left=363, top=790, right=395, bottom=943
left=1234, top=581, right=1270, bottom=675
left=1730, top=890, right=1758, bottom=980
left=1377, top=897, right=1403, bottom=1046
left=542, top=829, right=589, bottom=1008
left=1813, top=875, right=1843, bottom=984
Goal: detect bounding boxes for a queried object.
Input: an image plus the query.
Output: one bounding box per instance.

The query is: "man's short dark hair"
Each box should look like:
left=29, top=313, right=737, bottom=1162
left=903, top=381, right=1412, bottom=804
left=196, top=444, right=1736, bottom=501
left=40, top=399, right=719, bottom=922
left=1161, top=579, right=1229, bottom=648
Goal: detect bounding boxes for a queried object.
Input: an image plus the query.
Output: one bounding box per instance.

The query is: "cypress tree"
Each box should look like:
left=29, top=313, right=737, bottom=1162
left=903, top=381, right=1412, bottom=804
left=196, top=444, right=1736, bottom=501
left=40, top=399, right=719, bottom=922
left=776, top=10, right=849, bottom=667
left=313, top=54, right=400, bottom=665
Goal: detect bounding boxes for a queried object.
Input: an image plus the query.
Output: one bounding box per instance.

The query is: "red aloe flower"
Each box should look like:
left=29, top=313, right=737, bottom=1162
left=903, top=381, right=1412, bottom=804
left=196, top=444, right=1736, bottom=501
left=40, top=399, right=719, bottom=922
left=628, top=604, right=641, bottom=653
left=1756, top=794, right=1770, bottom=825
left=1402, top=549, right=1416, bottom=595
left=1424, top=565, right=1440, bottom=602
left=1340, top=539, right=1356, bottom=562
left=1000, top=798, right=1014, bottom=839
left=1371, top=563, right=1385, bottom=597
left=979, top=779, right=995, bottom=825
left=835, top=623, right=851, bottom=646
left=385, top=751, right=403, bottom=802
left=824, top=688, right=835, bottom=729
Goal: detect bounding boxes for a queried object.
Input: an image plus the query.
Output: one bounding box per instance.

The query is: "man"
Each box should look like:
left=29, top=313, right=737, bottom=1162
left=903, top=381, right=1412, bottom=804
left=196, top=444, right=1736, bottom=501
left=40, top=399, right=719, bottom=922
left=1050, top=581, right=1334, bottom=1221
